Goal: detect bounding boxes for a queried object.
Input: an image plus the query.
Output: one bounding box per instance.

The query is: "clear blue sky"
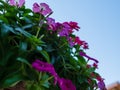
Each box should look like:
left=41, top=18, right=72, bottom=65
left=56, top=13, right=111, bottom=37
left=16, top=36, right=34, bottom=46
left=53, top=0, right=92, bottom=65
left=26, top=0, right=120, bottom=85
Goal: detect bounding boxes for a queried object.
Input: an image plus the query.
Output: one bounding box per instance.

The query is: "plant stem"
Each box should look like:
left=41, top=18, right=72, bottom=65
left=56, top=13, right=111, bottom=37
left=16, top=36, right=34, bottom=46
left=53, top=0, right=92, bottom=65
left=38, top=72, right=42, bottom=81
left=36, top=27, right=41, bottom=38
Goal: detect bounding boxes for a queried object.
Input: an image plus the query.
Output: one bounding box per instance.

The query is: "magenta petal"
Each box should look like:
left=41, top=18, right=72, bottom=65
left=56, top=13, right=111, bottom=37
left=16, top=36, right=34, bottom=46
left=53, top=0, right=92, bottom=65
left=58, top=78, right=76, bottom=90
left=19, top=0, right=25, bottom=7
left=98, top=81, right=107, bottom=90
left=40, top=3, right=49, bottom=9
left=40, top=3, right=52, bottom=15
left=33, top=3, right=40, bottom=13
left=9, top=0, right=15, bottom=6
left=79, top=52, right=99, bottom=63
left=32, top=59, right=59, bottom=85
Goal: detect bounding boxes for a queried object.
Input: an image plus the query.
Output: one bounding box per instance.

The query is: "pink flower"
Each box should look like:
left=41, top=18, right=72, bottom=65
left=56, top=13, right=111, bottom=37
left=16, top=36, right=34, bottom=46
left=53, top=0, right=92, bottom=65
left=9, top=0, right=25, bottom=7
left=32, top=59, right=58, bottom=85
left=58, top=22, right=71, bottom=36
left=67, top=37, right=75, bottom=47
left=74, top=36, right=89, bottom=49
left=46, top=17, right=56, bottom=31
left=33, top=3, right=52, bottom=15
left=68, top=21, right=80, bottom=30
left=79, top=51, right=99, bottom=63
left=74, top=36, right=83, bottom=45
left=58, top=78, right=76, bottom=90
left=93, top=63, right=98, bottom=68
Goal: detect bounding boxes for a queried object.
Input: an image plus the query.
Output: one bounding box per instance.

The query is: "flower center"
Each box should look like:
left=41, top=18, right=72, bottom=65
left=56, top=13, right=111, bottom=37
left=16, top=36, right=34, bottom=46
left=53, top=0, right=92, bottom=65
left=40, top=5, right=46, bottom=11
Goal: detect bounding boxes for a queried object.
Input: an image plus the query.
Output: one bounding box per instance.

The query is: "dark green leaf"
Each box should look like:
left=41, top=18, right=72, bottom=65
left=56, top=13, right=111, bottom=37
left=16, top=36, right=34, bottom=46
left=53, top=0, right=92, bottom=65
left=0, top=16, right=9, bottom=24
left=15, top=27, right=32, bottom=37
left=40, top=50, right=50, bottom=63
left=0, top=72, right=25, bottom=88
left=20, top=42, right=27, bottom=51
left=1, top=24, right=15, bottom=34
left=17, top=57, right=31, bottom=67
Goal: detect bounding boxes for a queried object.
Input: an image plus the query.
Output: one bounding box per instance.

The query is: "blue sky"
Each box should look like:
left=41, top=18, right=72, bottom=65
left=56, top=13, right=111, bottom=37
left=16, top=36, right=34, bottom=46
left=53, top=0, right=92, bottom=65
left=26, top=0, right=120, bottom=85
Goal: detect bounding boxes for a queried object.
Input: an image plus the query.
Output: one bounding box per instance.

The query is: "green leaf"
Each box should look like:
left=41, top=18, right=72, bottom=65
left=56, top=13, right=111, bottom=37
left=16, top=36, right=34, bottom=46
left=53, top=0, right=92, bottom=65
left=0, top=72, right=25, bottom=88
left=19, top=41, right=27, bottom=51
left=36, top=46, right=42, bottom=51
left=22, top=24, right=34, bottom=29
left=21, top=17, right=32, bottom=24
left=0, top=50, right=14, bottom=66
left=0, top=16, right=9, bottom=24
left=28, top=36, right=44, bottom=46
left=26, top=83, right=46, bottom=90
left=1, top=24, right=15, bottom=34
left=40, top=50, right=50, bottom=63
left=41, top=81, right=50, bottom=88
left=16, top=57, right=31, bottom=67
left=15, top=27, right=32, bottom=37
left=84, top=67, right=95, bottom=75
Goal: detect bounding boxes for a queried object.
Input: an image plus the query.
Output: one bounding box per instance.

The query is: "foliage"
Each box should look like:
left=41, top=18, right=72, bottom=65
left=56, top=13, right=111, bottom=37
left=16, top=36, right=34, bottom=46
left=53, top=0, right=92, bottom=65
left=0, top=0, right=106, bottom=90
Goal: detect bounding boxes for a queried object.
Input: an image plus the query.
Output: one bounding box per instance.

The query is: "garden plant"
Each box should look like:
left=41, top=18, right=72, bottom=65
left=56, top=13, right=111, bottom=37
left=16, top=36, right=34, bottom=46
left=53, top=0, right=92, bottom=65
left=0, top=0, right=106, bottom=90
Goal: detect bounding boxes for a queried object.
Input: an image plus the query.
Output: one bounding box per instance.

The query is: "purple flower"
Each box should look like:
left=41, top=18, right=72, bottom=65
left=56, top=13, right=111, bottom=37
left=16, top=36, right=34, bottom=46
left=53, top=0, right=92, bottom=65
left=79, top=51, right=99, bottom=63
left=58, top=78, right=76, bottom=90
left=96, top=75, right=107, bottom=90
left=9, top=0, right=25, bottom=7
left=98, top=81, right=107, bottom=90
left=33, top=3, right=52, bottom=15
left=32, top=59, right=58, bottom=85
left=46, top=17, right=56, bottom=31
left=67, top=37, right=75, bottom=47
left=57, top=22, right=71, bottom=37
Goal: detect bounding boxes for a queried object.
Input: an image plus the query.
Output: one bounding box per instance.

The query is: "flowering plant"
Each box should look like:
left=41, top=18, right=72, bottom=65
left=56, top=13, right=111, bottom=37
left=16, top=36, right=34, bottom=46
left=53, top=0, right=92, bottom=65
left=0, top=0, right=106, bottom=90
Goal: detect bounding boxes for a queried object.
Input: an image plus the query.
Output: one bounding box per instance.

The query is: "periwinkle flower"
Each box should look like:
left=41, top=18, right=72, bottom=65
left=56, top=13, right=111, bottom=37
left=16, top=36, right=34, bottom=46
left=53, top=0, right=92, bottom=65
left=96, top=76, right=107, bottom=90
left=58, top=78, right=76, bottom=90
left=32, top=59, right=58, bottom=85
left=33, top=3, right=52, bottom=15
left=98, top=80, right=107, bottom=90
left=9, top=0, right=25, bottom=7
left=46, top=17, right=56, bottom=31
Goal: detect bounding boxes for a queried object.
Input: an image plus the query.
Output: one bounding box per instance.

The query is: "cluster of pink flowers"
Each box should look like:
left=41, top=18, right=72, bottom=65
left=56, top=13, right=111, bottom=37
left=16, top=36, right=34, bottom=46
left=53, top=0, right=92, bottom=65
left=32, top=60, right=76, bottom=90
left=9, top=0, right=25, bottom=7
left=46, top=17, right=89, bottom=49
